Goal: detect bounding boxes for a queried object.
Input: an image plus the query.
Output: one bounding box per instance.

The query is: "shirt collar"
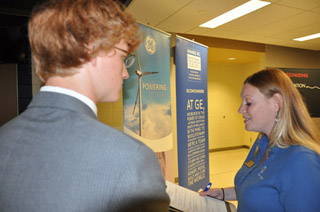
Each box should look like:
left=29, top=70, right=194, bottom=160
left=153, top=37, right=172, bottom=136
left=257, top=135, right=269, bottom=151
left=40, top=86, right=97, bottom=116
left=257, top=135, right=284, bottom=156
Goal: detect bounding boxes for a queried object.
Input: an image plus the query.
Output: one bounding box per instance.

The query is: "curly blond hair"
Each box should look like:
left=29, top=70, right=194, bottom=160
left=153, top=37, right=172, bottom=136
left=28, top=0, right=143, bottom=82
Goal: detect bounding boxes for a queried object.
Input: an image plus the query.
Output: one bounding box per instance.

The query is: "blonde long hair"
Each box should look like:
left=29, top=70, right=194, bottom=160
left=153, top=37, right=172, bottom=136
left=244, top=68, right=320, bottom=154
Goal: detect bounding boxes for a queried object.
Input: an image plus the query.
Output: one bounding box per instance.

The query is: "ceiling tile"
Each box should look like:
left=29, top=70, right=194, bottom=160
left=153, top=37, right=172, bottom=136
left=248, top=11, right=320, bottom=37
left=127, top=0, right=191, bottom=26
left=276, top=0, right=320, bottom=10
left=203, top=29, right=241, bottom=39
left=128, top=0, right=320, bottom=50
left=231, top=33, right=267, bottom=42
left=186, top=27, right=213, bottom=35
left=311, top=6, right=320, bottom=13
left=255, top=37, right=288, bottom=45
left=274, top=22, right=320, bottom=39
left=217, top=4, right=303, bottom=32
left=274, top=39, right=320, bottom=50
left=307, top=38, right=320, bottom=45
left=156, top=0, right=248, bottom=32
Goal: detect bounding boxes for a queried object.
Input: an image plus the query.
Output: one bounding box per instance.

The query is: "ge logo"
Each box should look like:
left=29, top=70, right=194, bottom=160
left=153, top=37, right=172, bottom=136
left=145, top=35, right=156, bottom=55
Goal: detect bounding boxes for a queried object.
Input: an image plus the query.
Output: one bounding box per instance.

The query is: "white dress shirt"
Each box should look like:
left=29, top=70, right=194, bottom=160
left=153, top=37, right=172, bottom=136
left=40, top=86, right=97, bottom=116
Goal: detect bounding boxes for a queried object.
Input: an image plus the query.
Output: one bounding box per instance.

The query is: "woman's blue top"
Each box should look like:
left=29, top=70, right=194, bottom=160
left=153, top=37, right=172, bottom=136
left=235, top=135, right=320, bottom=212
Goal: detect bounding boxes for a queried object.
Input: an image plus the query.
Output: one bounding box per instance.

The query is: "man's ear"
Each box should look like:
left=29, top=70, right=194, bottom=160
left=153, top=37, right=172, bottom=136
left=86, top=43, right=97, bottom=67
left=272, top=93, right=283, bottom=112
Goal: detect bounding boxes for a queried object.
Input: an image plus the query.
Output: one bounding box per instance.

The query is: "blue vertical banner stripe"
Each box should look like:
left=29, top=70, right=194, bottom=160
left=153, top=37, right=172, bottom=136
left=175, top=36, right=209, bottom=191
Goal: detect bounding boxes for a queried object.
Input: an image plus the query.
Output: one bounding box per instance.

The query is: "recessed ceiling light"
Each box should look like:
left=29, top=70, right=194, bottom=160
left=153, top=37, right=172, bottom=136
left=293, top=33, right=320, bottom=41
left=200, top=0, right=271, bottom=29
left=228, top=57, right=236, bottom=61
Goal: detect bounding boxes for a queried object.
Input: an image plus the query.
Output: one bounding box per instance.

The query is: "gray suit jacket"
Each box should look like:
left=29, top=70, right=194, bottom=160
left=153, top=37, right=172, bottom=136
left=0, top=92, right=170, bottom=212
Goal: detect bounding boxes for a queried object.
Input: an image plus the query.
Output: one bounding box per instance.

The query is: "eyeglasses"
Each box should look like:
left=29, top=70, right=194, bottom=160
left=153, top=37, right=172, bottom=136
left=114, top=46, right=136, bottom=68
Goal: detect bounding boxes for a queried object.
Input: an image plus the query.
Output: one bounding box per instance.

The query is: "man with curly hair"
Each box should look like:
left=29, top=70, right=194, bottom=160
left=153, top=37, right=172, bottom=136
left=0, top=0, right=170, bottom=211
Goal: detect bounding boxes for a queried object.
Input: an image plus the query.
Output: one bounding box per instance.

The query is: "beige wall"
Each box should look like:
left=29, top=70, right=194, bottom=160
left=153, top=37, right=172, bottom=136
left=207, top=62, right=260, bottom=150
left=208, top=63, right=246, bottom=149
left=97, top=95, right=124, bottom=131
left=266, top=45, right=320, bottom=69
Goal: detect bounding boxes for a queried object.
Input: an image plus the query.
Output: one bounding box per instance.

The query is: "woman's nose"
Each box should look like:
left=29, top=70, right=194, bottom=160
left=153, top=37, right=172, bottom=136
left=238, top=104, right=245, bottom=114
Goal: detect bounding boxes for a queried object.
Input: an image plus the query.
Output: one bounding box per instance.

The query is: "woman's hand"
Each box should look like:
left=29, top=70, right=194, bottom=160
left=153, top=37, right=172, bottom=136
left=199, top=188, right=224, bottom=200
left=199, top=187, right=237, bottom=201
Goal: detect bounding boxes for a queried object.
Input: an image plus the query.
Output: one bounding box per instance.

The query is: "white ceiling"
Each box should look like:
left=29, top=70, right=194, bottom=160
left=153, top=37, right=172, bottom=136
left=128, top=0, right=320, bottom=51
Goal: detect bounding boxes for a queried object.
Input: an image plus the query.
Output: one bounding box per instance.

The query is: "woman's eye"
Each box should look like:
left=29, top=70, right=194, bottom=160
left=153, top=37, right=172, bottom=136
left=246, top=102, right=252, bottom=106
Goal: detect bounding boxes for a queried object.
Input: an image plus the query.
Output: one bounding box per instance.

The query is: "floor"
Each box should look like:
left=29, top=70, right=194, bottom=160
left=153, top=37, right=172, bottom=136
left=209, top=148, right=250, bottom=207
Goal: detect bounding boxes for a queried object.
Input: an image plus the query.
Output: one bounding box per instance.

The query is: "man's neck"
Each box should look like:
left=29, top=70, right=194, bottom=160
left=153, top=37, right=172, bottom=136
left=45, top=71, right=97, bottom=103
left=40, top=85, right=98, bottom=116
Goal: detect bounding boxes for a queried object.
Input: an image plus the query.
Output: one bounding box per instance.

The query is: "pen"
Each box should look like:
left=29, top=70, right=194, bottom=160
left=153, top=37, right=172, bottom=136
left=203, top=182, right=212, bottom=192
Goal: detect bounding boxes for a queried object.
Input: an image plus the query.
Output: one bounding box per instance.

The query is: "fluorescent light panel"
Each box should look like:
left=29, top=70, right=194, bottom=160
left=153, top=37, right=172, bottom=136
left=200, top=0, right=271, bottom=29
left=293, top=33, right=320, bottom=41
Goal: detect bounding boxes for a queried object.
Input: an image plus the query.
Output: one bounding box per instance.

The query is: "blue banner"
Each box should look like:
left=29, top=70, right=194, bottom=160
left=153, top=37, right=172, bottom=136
left=123, top=24, right=172, bottom=152
left=175, top=36, right=209, bottom=191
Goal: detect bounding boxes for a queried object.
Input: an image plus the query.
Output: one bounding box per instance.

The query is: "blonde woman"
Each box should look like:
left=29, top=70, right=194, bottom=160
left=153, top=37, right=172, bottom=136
left=200, top=68, right=320, bottom=212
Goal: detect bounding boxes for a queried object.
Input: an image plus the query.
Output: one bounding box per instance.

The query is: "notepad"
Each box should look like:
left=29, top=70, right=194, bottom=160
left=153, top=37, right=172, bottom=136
left=166, top=181, right=237, bottom=212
